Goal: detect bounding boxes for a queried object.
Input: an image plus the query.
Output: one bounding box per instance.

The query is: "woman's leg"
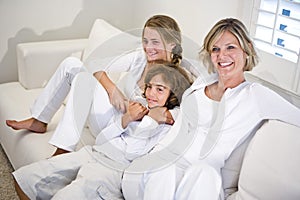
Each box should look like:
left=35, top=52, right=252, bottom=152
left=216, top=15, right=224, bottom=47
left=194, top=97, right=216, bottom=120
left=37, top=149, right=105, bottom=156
left=6, top=57, right=86, bottom=133
left=175, top=162, right=223, bottom=200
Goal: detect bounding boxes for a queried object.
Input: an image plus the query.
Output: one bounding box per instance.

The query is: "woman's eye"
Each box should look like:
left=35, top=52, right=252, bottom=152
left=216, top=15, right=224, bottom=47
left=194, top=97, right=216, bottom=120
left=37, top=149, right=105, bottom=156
left=227, top=45, right=235, bottom=50
left=211, top=47, right=219, bottom=52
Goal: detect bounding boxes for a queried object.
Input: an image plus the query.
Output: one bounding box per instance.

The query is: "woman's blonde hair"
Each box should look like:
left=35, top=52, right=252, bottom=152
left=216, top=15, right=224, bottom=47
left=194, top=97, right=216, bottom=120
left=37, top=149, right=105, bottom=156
left=143, top=15, right=183, bottom=67
left=199, top=18, right=259, bottom=73
left=143, top=62, right=192, bottom=109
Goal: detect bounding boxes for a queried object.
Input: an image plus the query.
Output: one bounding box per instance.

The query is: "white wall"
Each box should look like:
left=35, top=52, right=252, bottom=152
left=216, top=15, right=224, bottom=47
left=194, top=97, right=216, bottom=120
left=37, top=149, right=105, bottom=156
left=0, top=0, right=255, bottom=84
left=0, top=0, right=135, bottom=84
left=131, top=0, right=249, bottom=51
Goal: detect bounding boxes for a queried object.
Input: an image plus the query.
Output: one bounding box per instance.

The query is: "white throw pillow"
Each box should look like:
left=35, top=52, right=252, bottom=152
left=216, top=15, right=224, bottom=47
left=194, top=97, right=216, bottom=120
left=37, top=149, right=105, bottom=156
left=81, top=19, right=123, bottom=61
left=82, top=19, right=141, bottom=74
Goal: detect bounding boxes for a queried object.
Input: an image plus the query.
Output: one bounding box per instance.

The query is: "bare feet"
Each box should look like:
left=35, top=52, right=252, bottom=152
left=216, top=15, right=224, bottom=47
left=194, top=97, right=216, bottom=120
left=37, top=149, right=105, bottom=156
left=6, top=118, right=47, bottom=133
left=52, top=148, right=70, bottom=156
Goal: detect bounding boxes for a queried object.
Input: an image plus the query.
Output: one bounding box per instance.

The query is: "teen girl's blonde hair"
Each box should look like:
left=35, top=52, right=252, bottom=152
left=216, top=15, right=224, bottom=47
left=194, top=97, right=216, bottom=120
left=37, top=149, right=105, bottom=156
left=143, top=15, right=183, bottom=67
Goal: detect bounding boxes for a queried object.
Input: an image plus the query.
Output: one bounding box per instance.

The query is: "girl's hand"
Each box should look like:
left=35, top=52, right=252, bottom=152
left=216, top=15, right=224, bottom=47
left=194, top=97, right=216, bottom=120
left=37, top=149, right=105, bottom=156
left=148, top=107, right=174, bottom=125
left=122, top=101, right=149, bottom=128
left=108, top=86, right=128, bottom=113
left=94, top=71, right=127, bottom=113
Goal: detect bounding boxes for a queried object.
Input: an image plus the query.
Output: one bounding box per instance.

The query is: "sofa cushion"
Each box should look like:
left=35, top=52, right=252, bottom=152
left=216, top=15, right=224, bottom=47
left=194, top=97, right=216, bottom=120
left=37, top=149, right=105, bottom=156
left=82, top=19, right=141, bottom=74
left=233, top=120, right=300, bottom=200
left=0, top=82, right=95, bottom=169
left=82, top=19, right=122, bottom=61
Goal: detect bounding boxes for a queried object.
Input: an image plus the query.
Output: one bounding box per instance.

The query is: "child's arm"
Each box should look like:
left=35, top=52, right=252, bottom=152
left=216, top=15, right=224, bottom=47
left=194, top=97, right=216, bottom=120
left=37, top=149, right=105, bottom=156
left=147, top=107, right=175, bottom=125
left=121, top=101, right=149, bottom=129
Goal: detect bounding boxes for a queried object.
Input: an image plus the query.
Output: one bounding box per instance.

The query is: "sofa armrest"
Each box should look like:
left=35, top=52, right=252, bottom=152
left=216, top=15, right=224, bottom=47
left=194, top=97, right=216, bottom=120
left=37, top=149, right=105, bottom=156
left=17, top=38, right=88, bottom=89
left=231, top=120, right=300, bottom=200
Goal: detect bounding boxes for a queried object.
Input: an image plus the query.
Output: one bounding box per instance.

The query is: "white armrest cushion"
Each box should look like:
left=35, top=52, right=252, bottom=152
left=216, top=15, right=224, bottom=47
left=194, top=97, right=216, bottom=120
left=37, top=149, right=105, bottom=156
left=17, top=38, right=88, bottom=89
left=233, top=120, right=300, bottom=200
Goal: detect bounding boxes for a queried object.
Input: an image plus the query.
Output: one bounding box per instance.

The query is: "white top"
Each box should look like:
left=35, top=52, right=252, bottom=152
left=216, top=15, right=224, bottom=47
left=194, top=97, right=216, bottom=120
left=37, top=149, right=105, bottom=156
left=152, top=74, right=300, bottom=172
left=94, top=112, right=176, bottom=164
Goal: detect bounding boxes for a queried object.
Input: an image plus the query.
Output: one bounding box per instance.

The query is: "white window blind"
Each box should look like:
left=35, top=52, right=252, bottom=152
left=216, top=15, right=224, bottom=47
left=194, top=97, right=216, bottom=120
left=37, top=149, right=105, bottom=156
left=254, top=0, right=300, bottom=63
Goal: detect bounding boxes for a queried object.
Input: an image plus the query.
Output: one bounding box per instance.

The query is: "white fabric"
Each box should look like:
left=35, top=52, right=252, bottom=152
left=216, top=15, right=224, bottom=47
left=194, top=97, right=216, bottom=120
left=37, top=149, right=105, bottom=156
left=81, top=19, right=123, bottom=61
left=31, top=57, right=87, bottom=123
left=16, top=39, right=87, bottom=89
left=13, top=96, right=175, bottom=200
left=48, top=51, right=148, bottom=151
left=13, top=146, right=125, bottom=200
left=234, top=120, right=300, bottom=200
left=122, top=76, right=300, bottom=199
left=175, top=162, right=222, bottom=200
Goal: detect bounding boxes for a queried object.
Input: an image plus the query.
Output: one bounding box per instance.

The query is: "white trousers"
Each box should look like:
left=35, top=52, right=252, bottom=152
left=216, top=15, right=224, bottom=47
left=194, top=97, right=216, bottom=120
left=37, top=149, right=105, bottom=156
left=13, top=146, right=127, bottom=200
left=122, top=160, right=222, bottom=200
left=48, top=71, right=118, bottom=151
left=31, top=57, right=117, bottom=151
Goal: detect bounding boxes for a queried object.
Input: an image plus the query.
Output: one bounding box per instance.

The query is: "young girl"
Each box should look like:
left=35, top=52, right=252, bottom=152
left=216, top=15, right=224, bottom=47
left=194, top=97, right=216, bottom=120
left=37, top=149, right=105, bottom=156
left=13, top=63, right=192, bottom=200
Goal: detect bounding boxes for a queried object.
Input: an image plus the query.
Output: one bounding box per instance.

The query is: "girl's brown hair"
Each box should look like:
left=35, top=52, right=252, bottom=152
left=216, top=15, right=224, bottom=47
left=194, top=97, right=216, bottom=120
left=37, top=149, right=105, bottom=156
left=142, top=62, right=192, bottom=109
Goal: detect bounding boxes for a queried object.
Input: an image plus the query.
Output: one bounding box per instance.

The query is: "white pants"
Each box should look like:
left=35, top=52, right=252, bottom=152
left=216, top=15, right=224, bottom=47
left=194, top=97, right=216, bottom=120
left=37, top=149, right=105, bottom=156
left=30, top=56, right=117, bottom=151
left=13, top=146, right=127, bottom=200
left=122, top=160, right=222, bottom=200
left=48, top=71, right=118, bottom=151
left=31, top=57, right=87, bottom=123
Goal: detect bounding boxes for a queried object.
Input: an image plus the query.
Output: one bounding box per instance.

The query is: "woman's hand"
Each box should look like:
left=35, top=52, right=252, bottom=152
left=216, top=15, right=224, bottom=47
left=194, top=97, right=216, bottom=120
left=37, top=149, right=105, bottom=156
left=122, top=101, right=149, bottom=128
left=148, top=107, right=174, bottom=125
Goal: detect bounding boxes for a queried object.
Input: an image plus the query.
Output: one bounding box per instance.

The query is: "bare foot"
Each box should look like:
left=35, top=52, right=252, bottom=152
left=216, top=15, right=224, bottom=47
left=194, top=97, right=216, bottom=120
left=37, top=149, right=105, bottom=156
left=6, top=118, right=47, bottom=133
left=52, top=148, right=70, bottom=157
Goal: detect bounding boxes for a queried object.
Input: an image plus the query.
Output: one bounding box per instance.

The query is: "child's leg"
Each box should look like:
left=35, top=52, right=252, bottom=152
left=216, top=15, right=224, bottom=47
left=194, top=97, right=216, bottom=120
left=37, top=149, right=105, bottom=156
left=12, top=146, right=94, bottom=199
left=52, top=154, right=126, bottom=200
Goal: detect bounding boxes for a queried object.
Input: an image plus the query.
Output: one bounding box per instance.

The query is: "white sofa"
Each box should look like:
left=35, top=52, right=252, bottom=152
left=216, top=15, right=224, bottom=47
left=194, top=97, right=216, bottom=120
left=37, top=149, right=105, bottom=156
left=0, top=19, right=300, bottom=199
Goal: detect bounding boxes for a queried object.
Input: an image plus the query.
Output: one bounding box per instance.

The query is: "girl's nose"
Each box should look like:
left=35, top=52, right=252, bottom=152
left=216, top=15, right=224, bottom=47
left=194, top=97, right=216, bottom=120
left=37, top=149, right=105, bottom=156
left=147, top=88, right=156, bottom=97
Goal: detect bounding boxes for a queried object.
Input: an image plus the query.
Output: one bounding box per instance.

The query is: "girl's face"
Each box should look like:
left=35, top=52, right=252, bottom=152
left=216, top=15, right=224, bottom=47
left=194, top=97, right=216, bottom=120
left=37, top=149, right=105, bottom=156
left=145, top=74, right=171, bottom=108
left=210, top=31, right=247, bottom=79
left=143, top=27, right=173, bottom=62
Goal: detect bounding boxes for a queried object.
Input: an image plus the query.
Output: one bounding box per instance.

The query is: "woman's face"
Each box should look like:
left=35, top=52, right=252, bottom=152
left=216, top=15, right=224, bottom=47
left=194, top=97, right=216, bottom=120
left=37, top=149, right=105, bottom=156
left=210, top=31, right=247, bottom=79
left=143, top=27, right=173, bottom=62
left=145, top=74, right=171, bottom=108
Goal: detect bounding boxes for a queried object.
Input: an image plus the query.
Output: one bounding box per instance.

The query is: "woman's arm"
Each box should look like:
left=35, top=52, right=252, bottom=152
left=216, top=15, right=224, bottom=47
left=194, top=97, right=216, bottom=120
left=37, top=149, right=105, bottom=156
left=255, top=84, right=300, bottom=126
left=94, top=71, right=127, bottom=113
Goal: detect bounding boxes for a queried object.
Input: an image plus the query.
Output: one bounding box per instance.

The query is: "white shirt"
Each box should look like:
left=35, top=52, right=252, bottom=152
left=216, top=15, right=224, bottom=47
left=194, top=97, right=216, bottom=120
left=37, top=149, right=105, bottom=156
left=152, top=74, right=300, bottom=172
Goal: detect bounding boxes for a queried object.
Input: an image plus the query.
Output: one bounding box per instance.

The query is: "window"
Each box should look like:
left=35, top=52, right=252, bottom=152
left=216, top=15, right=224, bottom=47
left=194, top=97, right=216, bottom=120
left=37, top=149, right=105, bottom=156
left=253, top=0, right=300, bottom=63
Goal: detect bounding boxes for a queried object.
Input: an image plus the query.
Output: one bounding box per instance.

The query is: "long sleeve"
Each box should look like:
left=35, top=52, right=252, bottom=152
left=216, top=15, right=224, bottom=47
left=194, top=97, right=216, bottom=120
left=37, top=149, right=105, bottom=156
left=124, top=116, right=172, bottom=161
left=253, top=83, right=300, bottom=127
left=95, top=115, right=125, bottom=145
left=86, top=49, right=146, bottom=74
